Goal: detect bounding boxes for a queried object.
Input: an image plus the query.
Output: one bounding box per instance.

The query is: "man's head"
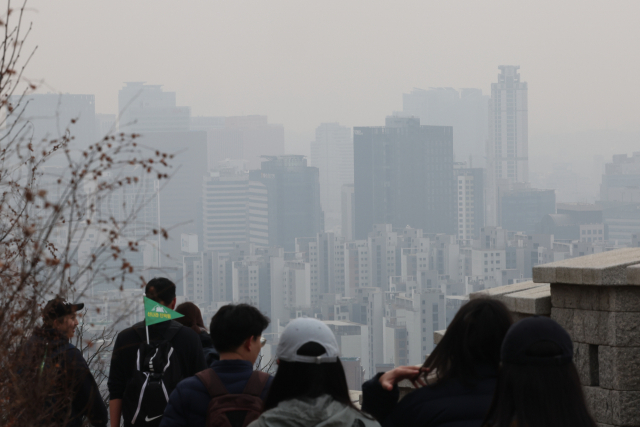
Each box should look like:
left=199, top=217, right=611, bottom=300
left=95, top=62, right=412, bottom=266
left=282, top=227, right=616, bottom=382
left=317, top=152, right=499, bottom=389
left=42, top=297, right=84, bottom=339
left=209, top=304, right=270, bottom=364
left=145, top=277, right=177, bottom=309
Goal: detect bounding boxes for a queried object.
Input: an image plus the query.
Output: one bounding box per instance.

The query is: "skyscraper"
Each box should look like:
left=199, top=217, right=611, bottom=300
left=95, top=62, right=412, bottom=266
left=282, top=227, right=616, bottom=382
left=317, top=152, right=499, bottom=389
left=250, top=155, right=323, bottom=251
left=208, top=116, right=285, bottom=170
left=486, top=66, right=529, bottom=226
left=454, top=164, right=485, bottom=246
left=118, top=82, right=190, bottom=133
left=402, top=87, right=488, bottom=167
left=202, top=168, right=269, bottom=254
left=353, top=117, right=456, bottom=239
left=310, top=123, right=353, bottom=234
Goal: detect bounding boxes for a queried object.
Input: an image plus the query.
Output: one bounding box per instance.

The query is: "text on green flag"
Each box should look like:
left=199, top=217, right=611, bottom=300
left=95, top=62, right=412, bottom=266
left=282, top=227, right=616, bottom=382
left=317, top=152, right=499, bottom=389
left=144, top=296, right=184, bottom=326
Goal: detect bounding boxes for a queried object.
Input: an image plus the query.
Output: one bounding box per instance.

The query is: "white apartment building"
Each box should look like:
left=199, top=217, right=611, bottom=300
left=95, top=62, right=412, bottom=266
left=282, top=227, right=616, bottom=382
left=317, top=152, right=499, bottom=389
left=310, top=123, right=353, bottom=234
left=282, top=258, right=311, bottom=308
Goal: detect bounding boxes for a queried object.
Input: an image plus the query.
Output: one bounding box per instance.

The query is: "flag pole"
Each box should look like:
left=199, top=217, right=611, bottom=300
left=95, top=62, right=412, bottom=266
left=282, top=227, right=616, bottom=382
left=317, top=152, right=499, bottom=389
left=144, top=294, right=150, bottom=345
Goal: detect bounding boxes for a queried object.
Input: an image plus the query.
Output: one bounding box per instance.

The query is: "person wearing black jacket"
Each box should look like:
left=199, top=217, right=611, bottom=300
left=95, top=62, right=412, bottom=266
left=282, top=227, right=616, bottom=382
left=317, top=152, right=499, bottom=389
left=108, top=278, right=206, bottom=427
left=19, top=297, right=108, bottom=427
left=361, top=299, right=513, bottom=427
left=175, top=301, right=219, bottom=365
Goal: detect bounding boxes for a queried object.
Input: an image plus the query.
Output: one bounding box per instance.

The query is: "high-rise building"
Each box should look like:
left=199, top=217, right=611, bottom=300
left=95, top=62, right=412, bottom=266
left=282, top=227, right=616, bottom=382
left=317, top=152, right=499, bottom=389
left=454, top=164, right=485, bottom=245
left=599, top=152, right=640, bottom=244
left=353, top=117, right=456, bottom=239
left=501, top=188, right=555, bottom=234
left=402, top=87, right=488, bottom=167
left=140, top=131, right=208, bottom=265
left=486, top=66, right=529, bottom=226
left=250, top=155, right=323, bottom=251
left=310, top=123, right=354, bottom=234
left=202, top=168, right=269, bottom=254
left=7, top=93, right=97, bottom=154
left=341, top=184, right=355, bottom=241
left=118, top=82, right=190, bottom=133
left=208, top=116, right=284, bottom=170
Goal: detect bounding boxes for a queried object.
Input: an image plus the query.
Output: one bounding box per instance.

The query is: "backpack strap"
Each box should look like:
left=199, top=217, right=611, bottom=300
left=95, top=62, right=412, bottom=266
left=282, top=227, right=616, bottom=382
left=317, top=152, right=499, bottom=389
left=241, top=371, right=270, bottom=397
left=196, top=368, right=230, bottom=399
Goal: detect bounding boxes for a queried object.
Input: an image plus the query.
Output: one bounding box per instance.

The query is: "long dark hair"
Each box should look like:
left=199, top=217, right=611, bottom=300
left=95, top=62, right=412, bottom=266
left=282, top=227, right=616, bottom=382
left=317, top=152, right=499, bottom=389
left=175, top=302, right=206, bottom=335
left=264, top=342, right=361, bottom=413
left=482, top=341, right=597, bottom=427
left=422, top=298, right=512, bottom=385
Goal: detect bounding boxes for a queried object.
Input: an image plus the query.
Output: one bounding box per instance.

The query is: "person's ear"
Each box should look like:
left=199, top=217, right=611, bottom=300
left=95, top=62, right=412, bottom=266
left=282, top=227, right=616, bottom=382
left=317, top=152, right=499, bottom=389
left=168, top=298, right=177, bottom=310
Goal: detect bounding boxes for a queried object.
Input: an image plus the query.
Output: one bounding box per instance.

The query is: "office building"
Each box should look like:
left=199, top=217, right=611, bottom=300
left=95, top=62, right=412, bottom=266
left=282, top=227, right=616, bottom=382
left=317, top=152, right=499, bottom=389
left=118, top=82, right=190, bottom=133
left=310, top=123, right=353, bottom=233
left=250, top=155, right=323, bottom=251
left=354, top=116, right=455, bottom=239
left=501, top=188, right=555, bottom=234
left=342, top=184, right=355, bottom=240
left=599, top=153, right=640, bottom=244
left=202, top=168, right=269, bottom=254
left=208, top=115, right=284, bottom=170
left=486, top=66, right=529, bottom=226
left=402, top=87, right=488, bottom=167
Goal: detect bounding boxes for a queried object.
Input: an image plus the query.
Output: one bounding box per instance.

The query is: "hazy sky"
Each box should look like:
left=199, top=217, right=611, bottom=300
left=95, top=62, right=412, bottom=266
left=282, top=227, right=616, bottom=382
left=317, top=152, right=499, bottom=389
left=23, top=0, right=640, bottom=155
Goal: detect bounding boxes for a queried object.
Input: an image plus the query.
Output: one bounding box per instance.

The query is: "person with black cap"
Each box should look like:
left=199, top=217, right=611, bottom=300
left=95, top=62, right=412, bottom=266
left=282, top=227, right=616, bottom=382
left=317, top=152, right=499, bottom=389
left=247, top=317, right=380, bottom=427
left=17, top=296, right=108, bottom=427
left=482, top=316, right=597, bottom=427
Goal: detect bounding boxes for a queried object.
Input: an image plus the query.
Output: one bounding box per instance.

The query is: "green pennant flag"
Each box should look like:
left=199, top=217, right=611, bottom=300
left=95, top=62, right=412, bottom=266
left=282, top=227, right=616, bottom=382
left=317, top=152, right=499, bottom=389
left=144, top=296, right=184, bottom=326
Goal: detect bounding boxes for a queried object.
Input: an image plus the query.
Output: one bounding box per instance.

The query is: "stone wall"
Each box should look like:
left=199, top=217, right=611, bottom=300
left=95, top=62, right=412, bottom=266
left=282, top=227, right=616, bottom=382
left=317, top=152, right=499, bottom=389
left=532, top=247, right=640, bottom=427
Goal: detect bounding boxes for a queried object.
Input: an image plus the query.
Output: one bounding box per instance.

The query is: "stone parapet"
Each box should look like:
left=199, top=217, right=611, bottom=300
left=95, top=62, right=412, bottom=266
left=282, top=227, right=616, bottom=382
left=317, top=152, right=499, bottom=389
left=532, top=247, right=640, bottom=286
left=470, top=280, right=550, bottom=319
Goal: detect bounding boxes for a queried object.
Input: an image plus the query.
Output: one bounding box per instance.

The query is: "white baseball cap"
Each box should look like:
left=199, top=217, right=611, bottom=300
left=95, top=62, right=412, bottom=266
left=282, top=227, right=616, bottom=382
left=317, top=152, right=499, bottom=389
left=276, top=317, right=340, bottom=364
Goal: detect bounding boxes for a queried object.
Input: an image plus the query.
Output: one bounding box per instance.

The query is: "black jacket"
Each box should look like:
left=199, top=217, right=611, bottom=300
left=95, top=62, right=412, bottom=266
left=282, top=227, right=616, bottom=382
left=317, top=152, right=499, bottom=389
left=108, top=320, right=206, bottom=401
left=199, top=331, right=219, bottom=365
left=361, top=366, right=498, bottom=427
left=19, top=327, right=108, bottom=427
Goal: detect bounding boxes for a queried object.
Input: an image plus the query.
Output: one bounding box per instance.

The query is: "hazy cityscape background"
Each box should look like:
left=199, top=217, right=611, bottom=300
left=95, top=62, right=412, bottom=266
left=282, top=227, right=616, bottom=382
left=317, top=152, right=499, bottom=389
left=14, top=1, right=640, bottom=387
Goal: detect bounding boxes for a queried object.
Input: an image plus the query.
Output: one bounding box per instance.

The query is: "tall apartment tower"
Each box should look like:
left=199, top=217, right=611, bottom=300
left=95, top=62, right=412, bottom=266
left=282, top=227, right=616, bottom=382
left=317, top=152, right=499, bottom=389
left=454, top=164, right=485, bottom=246
left=353, top=117, right=456, bottom=239
left=486, top=66, right=529, bottom=226
left=250, top=155, right=324, bottom=251
left=310, top=123, right=354, bottom=235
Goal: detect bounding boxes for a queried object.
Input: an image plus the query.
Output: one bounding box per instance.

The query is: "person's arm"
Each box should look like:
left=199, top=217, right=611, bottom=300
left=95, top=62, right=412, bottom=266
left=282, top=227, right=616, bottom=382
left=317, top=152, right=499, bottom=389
left=68, top=348, right=108, bottom=427
left=361, top=366, right=425, bottom=423
left=109, top=399, right=122, bottom=427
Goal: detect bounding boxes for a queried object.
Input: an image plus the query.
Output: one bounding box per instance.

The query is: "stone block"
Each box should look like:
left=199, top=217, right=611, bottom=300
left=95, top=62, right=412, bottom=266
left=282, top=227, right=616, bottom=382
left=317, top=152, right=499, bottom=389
left=575, top=342, right=599, bottom=386
left=532, top=248, right=640, bottom=285
left=611, top=389, right=640, bottom=425
left=551, top=284, right=640, bottom=312
left=628, top=265, right=640, bottom=285
left=599, top=346, right=640, bottom=391
left=503, top=284, right=551, bottom=315
left=551, top=307, right=575, bottom=336
left=572, top=310, right=640, bottom=347
left=584, top=386, right=612, bottom=424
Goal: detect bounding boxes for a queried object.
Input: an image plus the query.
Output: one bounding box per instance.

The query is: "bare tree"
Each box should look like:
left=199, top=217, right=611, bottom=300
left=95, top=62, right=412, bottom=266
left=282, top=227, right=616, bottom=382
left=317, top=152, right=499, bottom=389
left=0, top=2, right=175, bottom=425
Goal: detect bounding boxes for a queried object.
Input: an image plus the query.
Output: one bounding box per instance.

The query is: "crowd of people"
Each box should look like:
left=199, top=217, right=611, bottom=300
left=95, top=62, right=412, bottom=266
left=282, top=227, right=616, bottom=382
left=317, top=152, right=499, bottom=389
left=24, top=277, right=598, bottom=427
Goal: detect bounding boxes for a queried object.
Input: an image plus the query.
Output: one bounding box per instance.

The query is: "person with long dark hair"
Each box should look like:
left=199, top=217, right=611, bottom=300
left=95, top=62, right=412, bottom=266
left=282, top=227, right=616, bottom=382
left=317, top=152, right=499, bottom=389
left=175, top=302, right=219, bottom=364
left=248, top=317, right=380, bottom=427
left=361, top=298, right=513, bottom=427
left=482, top=316, right=597, bottom=427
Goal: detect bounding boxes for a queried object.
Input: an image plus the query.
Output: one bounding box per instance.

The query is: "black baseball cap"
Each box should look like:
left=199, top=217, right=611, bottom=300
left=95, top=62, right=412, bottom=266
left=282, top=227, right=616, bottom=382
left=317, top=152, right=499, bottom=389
left=42, top=297, right=84, bottom=322
left=501, top=316, right=573, bottom=366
